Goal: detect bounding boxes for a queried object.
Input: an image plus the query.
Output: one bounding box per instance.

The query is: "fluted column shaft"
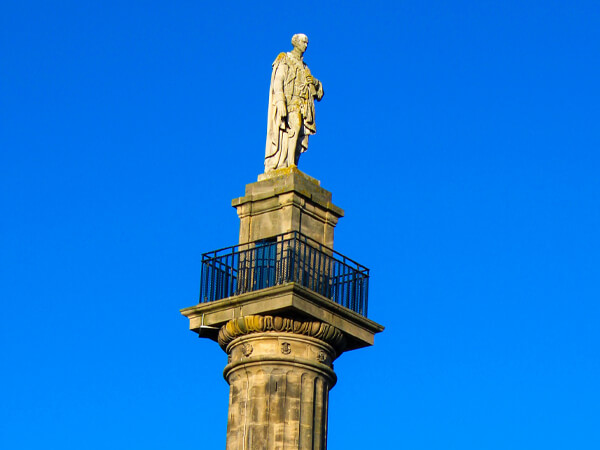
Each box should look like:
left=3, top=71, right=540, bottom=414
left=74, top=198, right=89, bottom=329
left=218, top=316, right=345, bottom=450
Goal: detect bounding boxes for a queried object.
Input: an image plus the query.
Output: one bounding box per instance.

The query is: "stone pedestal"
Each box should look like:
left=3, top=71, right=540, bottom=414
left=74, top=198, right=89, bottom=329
left=232, top=167, right=344, bottom=248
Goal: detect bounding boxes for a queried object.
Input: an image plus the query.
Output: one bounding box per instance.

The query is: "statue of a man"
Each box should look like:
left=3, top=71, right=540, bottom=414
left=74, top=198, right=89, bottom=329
left=264, top=34, right=324, bottom=173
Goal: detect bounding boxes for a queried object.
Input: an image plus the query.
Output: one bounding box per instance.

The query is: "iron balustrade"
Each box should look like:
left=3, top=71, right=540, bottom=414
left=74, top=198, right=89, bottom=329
left=199, top=232, right=370, bottom=317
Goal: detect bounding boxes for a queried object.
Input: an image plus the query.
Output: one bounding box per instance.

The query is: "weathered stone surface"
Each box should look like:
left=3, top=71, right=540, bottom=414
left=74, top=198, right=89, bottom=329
left=218, top=314, right=346, bottom=352
left=182, top=168, right=384, bottom=449
left=265, top=34, right=323, bottom=173
left=181, top=282, right=384, bottom=351
left=232, top=166, right=343, bottom=247
left=223, top=326, right=337, bottom=450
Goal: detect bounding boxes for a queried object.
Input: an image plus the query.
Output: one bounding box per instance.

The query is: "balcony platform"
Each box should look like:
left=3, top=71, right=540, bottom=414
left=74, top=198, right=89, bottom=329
left=181, top=282, right=384, bottom=351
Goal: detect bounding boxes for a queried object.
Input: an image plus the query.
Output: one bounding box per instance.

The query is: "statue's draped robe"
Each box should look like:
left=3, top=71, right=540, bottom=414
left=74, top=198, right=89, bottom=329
left=265, top=52, right=324, bottom=172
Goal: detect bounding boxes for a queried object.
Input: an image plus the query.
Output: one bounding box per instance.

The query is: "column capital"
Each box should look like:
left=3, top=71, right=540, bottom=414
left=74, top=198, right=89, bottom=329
left=218, top=314, right=346, bottom=353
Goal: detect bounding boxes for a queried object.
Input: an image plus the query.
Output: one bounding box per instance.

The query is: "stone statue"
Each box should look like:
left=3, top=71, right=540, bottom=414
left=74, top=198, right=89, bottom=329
left=264, top=34, right=324, bottom=173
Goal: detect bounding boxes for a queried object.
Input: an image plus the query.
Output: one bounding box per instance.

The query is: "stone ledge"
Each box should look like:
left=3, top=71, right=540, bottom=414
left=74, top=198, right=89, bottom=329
left=232, top=167, right=344, bottom=218
left=180, top=282, right=384, bottom=351
left=257, top=166, right=321, bottom=185
left=223, top=355, right=337, bottom=387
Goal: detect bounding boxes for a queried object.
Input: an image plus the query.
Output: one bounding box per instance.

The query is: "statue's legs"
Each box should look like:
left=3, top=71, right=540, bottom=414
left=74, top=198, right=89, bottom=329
left=287, top=112, right=303, bottom=167
left=265, top=128, right=290, bottom=172
left=276, top=128, right=289, bottom=169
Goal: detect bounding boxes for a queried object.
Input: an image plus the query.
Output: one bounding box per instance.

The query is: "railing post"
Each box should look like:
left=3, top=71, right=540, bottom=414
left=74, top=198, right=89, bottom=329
left=199, top=259, right=205, bottom=303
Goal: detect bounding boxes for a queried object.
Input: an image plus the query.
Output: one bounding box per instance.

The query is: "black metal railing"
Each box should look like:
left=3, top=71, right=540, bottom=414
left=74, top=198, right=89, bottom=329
left=199, top=232, right=370, bottom=317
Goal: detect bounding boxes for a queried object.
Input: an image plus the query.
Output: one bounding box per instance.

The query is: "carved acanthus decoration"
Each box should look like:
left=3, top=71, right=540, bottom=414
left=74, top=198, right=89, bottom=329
left=218, top=315, right=346, bottom=351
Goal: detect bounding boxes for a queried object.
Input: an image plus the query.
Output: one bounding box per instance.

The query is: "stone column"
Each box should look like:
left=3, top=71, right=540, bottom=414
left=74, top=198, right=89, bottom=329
left=218, top=315, right=345, bottom=450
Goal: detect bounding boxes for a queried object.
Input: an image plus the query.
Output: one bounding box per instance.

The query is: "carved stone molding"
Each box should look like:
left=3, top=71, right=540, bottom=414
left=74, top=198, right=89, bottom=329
left=317, top=350, right=327, bottom=362
left=281, top=342, right=292, bottom=354
left=241, top=342, right=253, bottom=356
left=218, top=315, right=346, bottom=351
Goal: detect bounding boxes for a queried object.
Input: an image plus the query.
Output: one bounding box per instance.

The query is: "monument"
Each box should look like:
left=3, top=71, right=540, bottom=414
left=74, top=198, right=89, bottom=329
left=181, top=34, right=383, bottom=449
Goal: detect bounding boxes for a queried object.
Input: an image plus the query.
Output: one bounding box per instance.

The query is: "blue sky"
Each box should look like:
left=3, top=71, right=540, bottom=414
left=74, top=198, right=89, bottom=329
left=1, top=1, right=599, bottom=449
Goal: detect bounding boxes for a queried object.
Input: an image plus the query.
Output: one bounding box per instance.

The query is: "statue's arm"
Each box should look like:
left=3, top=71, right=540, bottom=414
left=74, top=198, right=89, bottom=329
left=272, top=63, right=288, bottom=124
left=306, top=72, right=324, bottom=101
left=314, top=78, right=324, bottom=101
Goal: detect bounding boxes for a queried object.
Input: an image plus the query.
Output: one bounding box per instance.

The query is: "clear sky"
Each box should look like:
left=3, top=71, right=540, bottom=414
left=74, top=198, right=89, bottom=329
left=2, top=1, right=599, bottom=449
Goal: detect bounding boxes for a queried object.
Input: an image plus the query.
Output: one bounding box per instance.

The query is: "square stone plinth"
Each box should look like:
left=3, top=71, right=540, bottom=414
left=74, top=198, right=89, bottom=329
left=232, top=167, right=344, bottom=248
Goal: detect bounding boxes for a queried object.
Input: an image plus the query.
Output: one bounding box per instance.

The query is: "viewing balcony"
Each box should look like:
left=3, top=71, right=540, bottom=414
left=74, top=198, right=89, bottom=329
left=199, top=231, right=370, bottom=318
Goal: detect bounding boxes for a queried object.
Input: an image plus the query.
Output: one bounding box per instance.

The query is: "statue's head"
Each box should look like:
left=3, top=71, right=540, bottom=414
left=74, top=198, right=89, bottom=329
left=291, top=34, right=309, bottom=53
